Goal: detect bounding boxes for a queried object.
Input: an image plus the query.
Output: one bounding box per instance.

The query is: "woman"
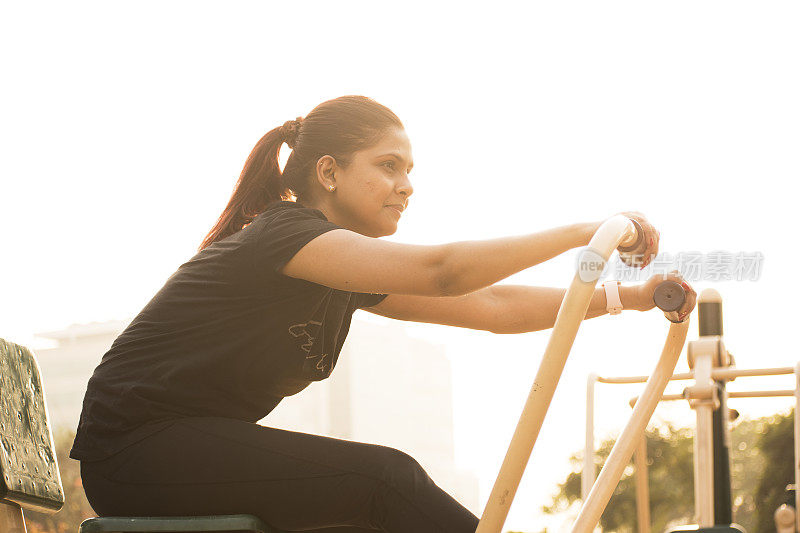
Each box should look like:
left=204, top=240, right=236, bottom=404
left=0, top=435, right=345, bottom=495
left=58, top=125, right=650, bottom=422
left=71, top=95, right=696, bottom=532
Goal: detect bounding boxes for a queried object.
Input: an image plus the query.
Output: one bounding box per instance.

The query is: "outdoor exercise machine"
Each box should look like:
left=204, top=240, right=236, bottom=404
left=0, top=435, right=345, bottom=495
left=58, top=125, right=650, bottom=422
left=0, top=214, right=653, bottom=533
left=584, top=289, right=800, bottom=532
left=0, top=214, right=706, bottom=533
left=476, top=215, right=692, bottom=533
left=2, top=214, right=680, bottom=533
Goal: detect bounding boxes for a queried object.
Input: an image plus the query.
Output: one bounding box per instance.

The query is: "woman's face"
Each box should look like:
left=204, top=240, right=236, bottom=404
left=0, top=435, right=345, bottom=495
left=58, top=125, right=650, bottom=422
left=325, top=127, right=414, bottom=237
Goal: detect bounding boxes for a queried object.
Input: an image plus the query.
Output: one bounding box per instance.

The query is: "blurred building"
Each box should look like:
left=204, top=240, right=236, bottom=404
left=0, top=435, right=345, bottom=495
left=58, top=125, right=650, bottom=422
left=34, top=320, right=130, bottom=432
left=33, top=317, right=479, bottom=512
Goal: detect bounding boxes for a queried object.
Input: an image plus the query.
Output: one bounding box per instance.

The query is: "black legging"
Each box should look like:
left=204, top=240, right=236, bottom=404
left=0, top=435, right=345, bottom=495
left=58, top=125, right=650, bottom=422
left=80, top=417, right=479, bottom=532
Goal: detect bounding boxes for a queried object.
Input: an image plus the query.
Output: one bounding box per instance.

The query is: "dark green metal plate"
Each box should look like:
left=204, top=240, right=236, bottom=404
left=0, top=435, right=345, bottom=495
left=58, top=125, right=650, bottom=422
left=0, top=338, right=65, bottom=512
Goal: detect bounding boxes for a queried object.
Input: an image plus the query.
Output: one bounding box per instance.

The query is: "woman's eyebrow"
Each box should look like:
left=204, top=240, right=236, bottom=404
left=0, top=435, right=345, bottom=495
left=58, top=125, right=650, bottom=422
left=377, top=152, right=414, bottom=171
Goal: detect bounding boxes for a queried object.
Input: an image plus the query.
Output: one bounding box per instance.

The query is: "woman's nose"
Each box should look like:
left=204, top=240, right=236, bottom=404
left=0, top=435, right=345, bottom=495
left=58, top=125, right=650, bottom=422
left=397, top=176, right=414, bottom=199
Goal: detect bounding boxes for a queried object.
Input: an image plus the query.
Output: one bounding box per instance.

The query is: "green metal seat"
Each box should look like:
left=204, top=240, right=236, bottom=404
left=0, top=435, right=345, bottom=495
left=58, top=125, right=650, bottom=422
left=78, top=513, right=276, bottom=532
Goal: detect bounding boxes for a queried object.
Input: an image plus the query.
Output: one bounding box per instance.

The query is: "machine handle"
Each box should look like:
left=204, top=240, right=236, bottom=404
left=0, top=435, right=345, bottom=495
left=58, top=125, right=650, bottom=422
left=617, top=218, right=651, bottom=268
left=617, top=218, right=644, bottom=253
left=654, top=280, right=686, bottom=313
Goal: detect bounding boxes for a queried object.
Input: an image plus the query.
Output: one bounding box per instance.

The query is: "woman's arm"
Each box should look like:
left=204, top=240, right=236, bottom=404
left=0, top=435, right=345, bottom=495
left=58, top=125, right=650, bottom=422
left=364, top=270, right=696, bottom=333
left=282, top=221, right=602, bottom=297
left=363, top=284, right=642, bottom=334
left=481, top=284, right=642, bottom=333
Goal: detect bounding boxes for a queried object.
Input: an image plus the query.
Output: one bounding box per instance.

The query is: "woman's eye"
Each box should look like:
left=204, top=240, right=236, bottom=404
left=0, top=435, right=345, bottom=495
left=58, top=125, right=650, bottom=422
left=382, top=161, right=395, bottom=170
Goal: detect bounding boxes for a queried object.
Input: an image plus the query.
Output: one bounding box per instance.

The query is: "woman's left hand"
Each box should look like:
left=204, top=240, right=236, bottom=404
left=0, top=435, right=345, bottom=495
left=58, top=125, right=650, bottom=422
left=614, top=211, right=660, bottom=268
left=633, top=270, right=697, bottom=322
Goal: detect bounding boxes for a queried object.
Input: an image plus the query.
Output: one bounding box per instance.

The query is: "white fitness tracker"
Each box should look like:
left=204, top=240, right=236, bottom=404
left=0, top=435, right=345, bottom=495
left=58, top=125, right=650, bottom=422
left=602, top=280, right=623, bottom=315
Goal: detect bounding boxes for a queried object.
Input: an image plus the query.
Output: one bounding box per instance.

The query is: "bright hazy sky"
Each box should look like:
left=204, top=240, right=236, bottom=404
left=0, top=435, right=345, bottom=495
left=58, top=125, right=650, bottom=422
left=2, top=2, right=799, bottom=530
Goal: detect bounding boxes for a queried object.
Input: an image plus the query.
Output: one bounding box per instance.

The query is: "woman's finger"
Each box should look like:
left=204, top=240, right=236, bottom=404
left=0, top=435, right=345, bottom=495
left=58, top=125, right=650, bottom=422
left=677, top=278, right=696, bottom=319
left=638, top=218, right=659, bottom=268
left=642, top=229, right=658, bottom=268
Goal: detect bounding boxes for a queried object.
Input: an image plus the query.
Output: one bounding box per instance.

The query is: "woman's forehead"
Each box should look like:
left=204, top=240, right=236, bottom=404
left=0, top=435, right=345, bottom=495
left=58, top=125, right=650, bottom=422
left=364, top=129, right=413, bottom=163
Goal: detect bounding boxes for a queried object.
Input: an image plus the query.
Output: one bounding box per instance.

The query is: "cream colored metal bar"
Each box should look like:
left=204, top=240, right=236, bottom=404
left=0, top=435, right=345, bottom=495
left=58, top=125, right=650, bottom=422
left=475, top=215, right=637, bottom=533
left=598, top=373, right=693, bottom=384
left=630, top=393, right=682, bottom=405
left=634, top=435, right=651, bottom=533
left=715, top=367, right=794, bottom=379
left=692, top=345, right=715, bottom=527
left=572, top=320, right=690, bottom=532
left=728, top=390, right=793, bottom=398
left=582, top=373, right=598, bottom=501
left=629, top=389, right=795, bottom=406
left=597, top=366, right=794, bottom=384
left=795, top=362, right=800, bottom=533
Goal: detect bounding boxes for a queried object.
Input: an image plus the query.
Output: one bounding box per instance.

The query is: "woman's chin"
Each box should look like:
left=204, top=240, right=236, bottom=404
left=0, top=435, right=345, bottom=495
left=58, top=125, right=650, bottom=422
left=368, top=221, right=398, bottom=238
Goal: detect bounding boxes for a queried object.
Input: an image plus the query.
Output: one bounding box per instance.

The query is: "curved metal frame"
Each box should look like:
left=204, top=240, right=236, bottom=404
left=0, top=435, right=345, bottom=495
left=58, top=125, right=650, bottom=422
left=475, top=215, right=688, bottom=533
left=573, top=321, right=690, bottom=531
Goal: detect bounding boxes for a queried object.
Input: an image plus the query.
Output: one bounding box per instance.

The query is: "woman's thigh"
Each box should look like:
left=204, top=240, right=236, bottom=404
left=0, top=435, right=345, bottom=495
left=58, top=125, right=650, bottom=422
left=81, top=417, right=478, bottom=533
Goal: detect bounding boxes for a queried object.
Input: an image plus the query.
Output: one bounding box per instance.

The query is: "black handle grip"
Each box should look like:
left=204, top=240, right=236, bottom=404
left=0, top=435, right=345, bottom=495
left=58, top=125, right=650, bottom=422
left=653, top=280, right=686, bottom=313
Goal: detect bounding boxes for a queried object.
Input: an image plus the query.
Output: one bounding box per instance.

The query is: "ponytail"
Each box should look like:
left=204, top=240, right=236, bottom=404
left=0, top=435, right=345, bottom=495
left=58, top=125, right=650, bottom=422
left=199, top=127, right=288, bottom=250
left=200, top=96, right=403, bottom=251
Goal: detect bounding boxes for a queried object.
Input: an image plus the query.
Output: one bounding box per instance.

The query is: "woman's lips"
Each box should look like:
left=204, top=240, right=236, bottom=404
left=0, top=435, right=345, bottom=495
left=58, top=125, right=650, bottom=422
left=386, top=205, right=404, bottom=215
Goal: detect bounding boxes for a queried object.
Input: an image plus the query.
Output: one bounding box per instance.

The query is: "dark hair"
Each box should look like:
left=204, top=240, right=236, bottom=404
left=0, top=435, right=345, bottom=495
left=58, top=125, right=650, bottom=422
left=199, top=95, right=404, bottom=250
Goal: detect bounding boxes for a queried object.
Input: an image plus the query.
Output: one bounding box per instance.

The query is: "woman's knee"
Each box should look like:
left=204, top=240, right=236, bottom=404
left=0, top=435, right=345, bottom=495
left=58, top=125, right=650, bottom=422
left=378, top=447, right=430, bottom=489
left=369, top=448, right=475, bottom=532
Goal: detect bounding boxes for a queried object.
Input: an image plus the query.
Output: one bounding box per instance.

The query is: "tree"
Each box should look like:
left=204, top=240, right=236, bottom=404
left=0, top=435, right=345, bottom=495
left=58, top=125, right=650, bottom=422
left=543, top=410, right=794, bottom=533
left=543, top=424, right=695, bottom=533
left=752, top=412, right=795, bottom=533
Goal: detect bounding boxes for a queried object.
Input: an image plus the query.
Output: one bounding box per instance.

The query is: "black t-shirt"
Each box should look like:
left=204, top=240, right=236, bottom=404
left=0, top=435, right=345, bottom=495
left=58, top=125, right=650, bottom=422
left=69, top=201, right=387, bottom=462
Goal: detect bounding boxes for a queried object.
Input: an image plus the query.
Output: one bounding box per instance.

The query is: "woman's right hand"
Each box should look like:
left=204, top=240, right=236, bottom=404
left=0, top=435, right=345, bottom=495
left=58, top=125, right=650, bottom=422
left=635, top=270, right=697, bottom=322
left=614, top=211, right=660, bottom=269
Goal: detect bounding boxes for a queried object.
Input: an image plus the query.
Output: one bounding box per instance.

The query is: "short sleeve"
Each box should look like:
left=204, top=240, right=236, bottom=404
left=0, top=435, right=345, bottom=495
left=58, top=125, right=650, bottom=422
left=354, top=292, right=389, bottom=309
left=251, top=204, right=342, bottom=275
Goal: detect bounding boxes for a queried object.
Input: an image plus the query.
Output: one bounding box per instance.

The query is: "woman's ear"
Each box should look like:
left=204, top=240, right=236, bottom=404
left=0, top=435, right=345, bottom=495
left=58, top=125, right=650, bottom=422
left=315, top=155, right=337, bottom=191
